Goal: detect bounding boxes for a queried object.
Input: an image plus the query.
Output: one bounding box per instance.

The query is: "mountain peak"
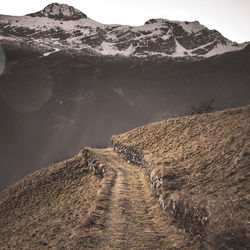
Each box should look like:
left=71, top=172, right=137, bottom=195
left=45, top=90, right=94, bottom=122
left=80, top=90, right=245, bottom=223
left=1, top=7, right=245, bottom=59
left=27, top=2, right=87, bottom=21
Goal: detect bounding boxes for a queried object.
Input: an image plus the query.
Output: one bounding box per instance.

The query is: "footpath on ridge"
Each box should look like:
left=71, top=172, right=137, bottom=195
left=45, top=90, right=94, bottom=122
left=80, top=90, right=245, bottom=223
left=77, top=148, right=191, bottom=249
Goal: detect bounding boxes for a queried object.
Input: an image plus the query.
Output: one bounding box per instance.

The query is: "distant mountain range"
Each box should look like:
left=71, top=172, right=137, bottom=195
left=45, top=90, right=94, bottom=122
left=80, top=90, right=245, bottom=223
left=0, top=3, right=249, bottom=190
left=0, top=3, right=249, bottom=59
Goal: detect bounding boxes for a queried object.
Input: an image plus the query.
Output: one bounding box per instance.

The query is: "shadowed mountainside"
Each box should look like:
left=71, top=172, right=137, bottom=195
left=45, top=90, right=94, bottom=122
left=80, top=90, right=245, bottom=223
left=0, top=44, right=250, bottom=190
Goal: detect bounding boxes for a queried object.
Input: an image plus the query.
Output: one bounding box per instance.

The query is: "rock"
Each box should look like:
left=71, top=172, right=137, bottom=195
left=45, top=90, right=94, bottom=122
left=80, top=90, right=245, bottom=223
left=27, top=3, right=87, bottom=21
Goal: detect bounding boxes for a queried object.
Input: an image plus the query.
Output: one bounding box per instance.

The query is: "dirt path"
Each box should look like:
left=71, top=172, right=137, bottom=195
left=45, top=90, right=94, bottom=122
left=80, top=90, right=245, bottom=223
left=89, top=148, right=190, bottom=249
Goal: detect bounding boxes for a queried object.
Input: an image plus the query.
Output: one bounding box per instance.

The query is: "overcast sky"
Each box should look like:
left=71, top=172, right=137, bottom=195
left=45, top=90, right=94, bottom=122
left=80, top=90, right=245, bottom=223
left=1, top=0, right=250, bottom=43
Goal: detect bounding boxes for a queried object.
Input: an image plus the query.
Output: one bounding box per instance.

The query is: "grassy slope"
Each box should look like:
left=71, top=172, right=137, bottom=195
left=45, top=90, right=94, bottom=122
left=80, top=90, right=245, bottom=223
left=1, top=105, right=249, bottom=249
left=112, top=105, right=250, bottom=248
left=0, top=154, right=102, bottom=249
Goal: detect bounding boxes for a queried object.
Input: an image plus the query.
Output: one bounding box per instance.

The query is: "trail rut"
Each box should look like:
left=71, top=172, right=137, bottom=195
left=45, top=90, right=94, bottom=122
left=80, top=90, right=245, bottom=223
left=83, top=148, right=190, bottom=249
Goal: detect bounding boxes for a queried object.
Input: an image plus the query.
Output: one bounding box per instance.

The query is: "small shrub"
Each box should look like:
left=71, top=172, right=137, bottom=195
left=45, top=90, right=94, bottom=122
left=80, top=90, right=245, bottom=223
left=187, top=99, right=216, bottom=115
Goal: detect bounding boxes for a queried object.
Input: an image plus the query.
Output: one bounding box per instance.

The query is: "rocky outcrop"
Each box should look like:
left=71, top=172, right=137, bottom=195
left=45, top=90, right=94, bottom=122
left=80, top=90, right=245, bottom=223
left=27, top=3, right=87, bottom=21
left=113, top=144, right=144, bottom=166
left=112, top=142, right=208, bottom=239
left=80, top=147, right=106, bottom=177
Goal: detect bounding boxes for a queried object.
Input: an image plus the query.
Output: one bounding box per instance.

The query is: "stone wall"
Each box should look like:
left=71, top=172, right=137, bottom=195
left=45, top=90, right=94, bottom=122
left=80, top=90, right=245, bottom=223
left=80, top=148, right=106, bottom=177
left=112, top=142, right=208, bottom=240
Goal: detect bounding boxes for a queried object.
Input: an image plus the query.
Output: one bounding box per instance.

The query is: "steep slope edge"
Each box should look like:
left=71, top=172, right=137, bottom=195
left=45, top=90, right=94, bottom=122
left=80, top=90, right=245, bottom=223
left=0, top=148, right=116, bottom=249
left=111, top=105, right=250, bottom=248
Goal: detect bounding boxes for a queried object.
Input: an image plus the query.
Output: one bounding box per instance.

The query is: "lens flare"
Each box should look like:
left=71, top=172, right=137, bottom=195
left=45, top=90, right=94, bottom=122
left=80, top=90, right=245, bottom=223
left=0, top=47, right=6, bottom=75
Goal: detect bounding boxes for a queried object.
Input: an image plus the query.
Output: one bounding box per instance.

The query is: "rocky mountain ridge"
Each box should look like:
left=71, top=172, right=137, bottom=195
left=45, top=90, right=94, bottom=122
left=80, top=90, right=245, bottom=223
left=0, top=3, right=248, bottom=59
left=27, top=3, right=87, bottom=20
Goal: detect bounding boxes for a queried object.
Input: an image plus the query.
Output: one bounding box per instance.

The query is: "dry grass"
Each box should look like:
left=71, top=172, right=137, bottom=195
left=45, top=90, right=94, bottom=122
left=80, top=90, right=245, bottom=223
left=1, top=105, right=249, bottom=249
left=0, top=154, right=102, bottom=249
left=112, top=105, right=250, bottom=248
left=84, top=148, right=194, bottom=249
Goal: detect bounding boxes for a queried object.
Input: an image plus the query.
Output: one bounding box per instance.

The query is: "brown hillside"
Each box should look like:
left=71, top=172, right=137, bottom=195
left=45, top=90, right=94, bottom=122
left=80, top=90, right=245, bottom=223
left=1, top=105, right=249, bottom=249
left=0, top=148, right=193, bottom=249
left=112, top=105, right=250, bottom=249
left=0, top=154, right=102, bottom=249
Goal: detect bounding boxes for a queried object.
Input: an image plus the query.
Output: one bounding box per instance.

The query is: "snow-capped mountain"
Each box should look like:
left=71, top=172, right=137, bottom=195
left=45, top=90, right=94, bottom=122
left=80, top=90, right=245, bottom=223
left=0, top=3, right=248, bottom=59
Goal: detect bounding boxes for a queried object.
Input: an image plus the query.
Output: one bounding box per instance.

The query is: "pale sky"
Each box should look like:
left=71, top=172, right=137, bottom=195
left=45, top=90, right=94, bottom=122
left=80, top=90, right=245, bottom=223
left=1, top=0, right=250, bottom=43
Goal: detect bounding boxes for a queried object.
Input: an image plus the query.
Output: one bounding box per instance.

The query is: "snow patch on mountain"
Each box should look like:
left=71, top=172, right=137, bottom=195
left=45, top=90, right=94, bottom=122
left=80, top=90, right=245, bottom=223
left=0, top=4, right=248, bottom=60
left=43, top=47, right=60, bottom=56
left=179, top=21, right=206, bottom=34
left=101, top=41, right=117, bottom=56
left=172, top=39, right=189, bottom=57
left=101, top=42, right=136, bottom=56
left=204, top=42, right=244, bottom=57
